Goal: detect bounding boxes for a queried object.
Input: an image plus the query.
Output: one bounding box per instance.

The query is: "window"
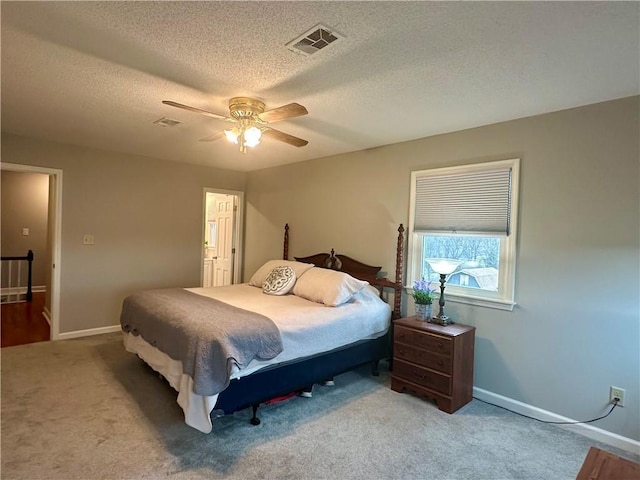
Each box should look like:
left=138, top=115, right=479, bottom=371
left=207, top=221, right=217, bottom=248
left=408, top=159, right=520, bottom=310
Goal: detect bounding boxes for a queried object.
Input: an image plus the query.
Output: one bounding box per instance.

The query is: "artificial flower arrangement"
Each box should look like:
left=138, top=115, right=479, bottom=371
left=410, top=277, right=435, bottom=305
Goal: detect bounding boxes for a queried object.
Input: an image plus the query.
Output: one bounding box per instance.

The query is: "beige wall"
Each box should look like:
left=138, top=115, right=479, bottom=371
left=245, top=96, right=640, bottom=441
left=1, top=133, right=247, bottom=333
left=1, top=170, right=49, bottom=288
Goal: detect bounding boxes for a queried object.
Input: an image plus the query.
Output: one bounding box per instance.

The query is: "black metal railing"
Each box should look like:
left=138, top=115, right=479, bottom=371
left=1, top=250, right=34, bottom=303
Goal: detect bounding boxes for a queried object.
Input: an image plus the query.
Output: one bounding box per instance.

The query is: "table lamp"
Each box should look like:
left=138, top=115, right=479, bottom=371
left=425, top=258, right=463, bottom=325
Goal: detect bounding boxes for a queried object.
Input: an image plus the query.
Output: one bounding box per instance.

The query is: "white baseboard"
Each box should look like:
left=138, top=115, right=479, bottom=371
left=473, top=387, right=640, bottom=455
left=56, top=325, right=122, bottom=340
left=1, top=285, right=47, bottom=303
left=0, top=285, right=46, bottom=295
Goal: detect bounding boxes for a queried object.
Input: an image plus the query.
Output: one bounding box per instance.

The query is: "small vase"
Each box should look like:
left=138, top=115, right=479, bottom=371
left=415, top=303, right=432, bottom=321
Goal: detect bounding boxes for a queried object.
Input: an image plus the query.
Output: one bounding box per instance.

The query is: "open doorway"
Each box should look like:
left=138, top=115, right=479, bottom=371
left=202, top=188, right=243, bottom=287
left=1, top=163, right=62, bottom=342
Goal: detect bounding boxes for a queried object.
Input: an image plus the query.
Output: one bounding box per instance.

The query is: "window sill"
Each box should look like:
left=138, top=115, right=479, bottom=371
left=444, top=292, right=516, bottom=311
left=404, top=286, right=516, bottom=311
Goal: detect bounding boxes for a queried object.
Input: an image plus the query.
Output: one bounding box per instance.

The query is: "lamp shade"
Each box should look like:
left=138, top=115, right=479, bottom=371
left=243, top=126, right=262, bottom=147
left=224, top=128, right=240, bottom=144
left=425, top=258, right=463, bottom=275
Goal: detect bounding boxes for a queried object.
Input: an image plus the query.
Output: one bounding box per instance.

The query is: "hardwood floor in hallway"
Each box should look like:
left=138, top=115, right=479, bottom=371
left=1, top=292, right=50, bottom=347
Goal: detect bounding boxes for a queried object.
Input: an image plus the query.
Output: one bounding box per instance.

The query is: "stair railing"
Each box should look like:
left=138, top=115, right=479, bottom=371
left=1, top=250, right=34, bottom=303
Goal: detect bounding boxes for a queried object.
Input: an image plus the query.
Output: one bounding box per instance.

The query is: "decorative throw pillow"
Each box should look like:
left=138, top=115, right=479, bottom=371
left=292, top=268, right=369, bottom=306
left=262, top=266, right=296, bottom=296
left=249, top=260, right=314, bottom=287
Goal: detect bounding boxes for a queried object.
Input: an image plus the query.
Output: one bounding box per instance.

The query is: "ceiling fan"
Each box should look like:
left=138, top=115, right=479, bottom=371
left=162, top=97, right=309, bottom=153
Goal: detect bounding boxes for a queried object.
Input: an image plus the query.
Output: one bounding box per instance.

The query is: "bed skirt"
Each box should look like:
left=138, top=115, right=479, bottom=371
left=124, top=333, right=220, bottom=433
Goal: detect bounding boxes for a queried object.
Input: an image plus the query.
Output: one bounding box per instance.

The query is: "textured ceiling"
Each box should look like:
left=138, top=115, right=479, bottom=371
left=1, top=1, right=638, bottom=172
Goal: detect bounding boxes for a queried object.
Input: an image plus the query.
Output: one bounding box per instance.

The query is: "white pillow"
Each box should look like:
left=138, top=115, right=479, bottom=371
left=249, top=260, right=314, bottom=287
left=262, top=266, right=296, bottom=296
left=292, top=268, right=369, bottom=307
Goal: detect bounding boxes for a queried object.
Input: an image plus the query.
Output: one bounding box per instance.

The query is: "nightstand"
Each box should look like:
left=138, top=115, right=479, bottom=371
left=391, top=317, right=475, bottom=413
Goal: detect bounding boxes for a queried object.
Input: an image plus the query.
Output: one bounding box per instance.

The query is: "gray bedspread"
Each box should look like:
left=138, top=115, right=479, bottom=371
left=120, top=288, right=283, bottom=396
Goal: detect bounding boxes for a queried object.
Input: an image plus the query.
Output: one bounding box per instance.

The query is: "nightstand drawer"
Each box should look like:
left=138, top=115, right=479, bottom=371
left=394, top=343, right=452, bottom=374
left=393, top=359, right=451, bottom=395
left=394, top=325, right=453, bottom=355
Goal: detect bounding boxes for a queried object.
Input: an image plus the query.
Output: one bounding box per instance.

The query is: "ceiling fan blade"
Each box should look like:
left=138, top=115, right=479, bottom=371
left=258, top=103, right=308, bottom=123
left=262, top=128, right=309, bottom=147
left=162, top=100, right=229, bottom=120
left=199, top=131, right=225, bottom=142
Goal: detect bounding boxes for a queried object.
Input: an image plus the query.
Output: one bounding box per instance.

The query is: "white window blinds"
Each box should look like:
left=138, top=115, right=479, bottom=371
left=413, top=165, right=513, bottom=235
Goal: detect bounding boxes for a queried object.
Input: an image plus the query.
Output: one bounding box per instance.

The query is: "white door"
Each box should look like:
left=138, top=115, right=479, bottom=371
left=213, top=196, right=235, bottom=286
left=203, top=259, right=213, bottom=288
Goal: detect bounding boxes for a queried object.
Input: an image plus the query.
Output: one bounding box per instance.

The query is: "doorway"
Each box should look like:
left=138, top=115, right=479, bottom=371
left=0, top=163, right=62, bottom=341
left=202, top=189, right=243, bottom=287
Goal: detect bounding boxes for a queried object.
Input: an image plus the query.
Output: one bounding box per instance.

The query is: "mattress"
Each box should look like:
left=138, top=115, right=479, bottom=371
left=123, top=283, right=391, bottom=433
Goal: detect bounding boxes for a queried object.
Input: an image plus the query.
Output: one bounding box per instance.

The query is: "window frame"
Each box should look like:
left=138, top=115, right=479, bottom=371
left=407, top=159, right=520, bottom=311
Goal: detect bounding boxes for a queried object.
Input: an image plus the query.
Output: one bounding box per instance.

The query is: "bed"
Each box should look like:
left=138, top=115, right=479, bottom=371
left=120, top=224, right=405, bottom=433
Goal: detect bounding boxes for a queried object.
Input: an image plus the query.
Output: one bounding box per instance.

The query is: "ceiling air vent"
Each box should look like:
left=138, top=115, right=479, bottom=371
left=153, top=117, right=181, bottom=127
left=286, top=24, right=343, bottom=56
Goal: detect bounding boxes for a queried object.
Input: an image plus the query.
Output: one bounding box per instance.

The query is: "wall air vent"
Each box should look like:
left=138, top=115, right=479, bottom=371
left=286, top=24, right=343, bottom=56
left=153, top=117, right=181, bottom=127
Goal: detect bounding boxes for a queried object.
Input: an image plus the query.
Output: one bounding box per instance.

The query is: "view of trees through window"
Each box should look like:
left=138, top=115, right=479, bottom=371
left=422, top=235, right=501, bottom=291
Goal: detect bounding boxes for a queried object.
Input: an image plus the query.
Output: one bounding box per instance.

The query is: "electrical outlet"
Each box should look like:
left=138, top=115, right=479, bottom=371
left=82, top=234, right=95, bottom=245
left=610, top=386, right=625, bottom=407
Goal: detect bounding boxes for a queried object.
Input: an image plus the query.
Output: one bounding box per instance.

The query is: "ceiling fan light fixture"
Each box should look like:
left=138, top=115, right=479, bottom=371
left=244, top=138, right=260, bottom=148
left=224, top=127, right=240, bottom=144
left=225, top=124, right=261, bottom=152
left=244, top=126, right=262, bottom=145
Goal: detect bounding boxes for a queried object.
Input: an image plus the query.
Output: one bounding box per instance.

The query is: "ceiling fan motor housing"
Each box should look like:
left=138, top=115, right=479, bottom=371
left=228, top=97, right=265, bottom=120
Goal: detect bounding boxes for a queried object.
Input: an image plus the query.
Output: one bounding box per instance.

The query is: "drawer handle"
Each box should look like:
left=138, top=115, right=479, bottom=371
left=437, top=342, right=444, bottom=349
left=412, top=371, right=427, bottom=380
left=398, top=349, right=406, bottom=356
left=437, top=360, right=443, bottom=366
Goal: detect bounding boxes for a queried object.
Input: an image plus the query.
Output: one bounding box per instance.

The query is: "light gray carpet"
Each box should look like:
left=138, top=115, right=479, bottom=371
left=1, top=333, right=636, bottom=480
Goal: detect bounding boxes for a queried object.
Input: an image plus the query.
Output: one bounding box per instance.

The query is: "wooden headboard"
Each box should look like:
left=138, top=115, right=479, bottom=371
left=282, top=223, right=405, bottom=319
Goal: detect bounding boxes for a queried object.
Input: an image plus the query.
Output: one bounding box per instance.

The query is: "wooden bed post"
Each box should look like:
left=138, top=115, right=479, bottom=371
left=394, top=224, right=405, bottom=319
left=283, top=223, right=289, bottom=260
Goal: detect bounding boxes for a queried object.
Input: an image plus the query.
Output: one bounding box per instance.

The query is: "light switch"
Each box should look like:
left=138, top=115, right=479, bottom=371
left=83, top=235, right=95, bottom=245
left=22, top=228, right=29, bottom=236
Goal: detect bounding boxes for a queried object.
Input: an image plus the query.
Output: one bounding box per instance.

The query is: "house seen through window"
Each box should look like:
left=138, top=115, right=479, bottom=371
left=422, top=234, right=500, bottom=290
